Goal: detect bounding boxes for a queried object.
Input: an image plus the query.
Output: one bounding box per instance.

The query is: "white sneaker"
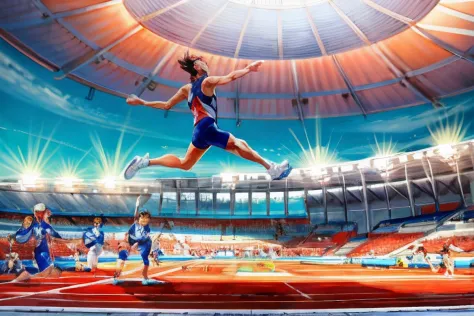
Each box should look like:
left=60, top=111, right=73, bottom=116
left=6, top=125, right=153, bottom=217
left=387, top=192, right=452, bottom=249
left=124, top=153, right=150, bottom=180
left=267, top=160, right=292, bottom=180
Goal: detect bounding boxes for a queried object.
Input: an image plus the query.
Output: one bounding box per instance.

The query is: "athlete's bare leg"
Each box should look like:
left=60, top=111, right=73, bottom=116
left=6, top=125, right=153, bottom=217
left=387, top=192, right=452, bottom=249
left=225, top=134, right=270, bottom=169
left=149, top=143, right=208, bottom=171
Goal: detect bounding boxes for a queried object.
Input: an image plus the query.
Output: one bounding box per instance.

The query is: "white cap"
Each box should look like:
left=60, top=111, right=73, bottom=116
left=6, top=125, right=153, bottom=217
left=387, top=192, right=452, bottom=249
left=33, top=203, right=46, bottom=212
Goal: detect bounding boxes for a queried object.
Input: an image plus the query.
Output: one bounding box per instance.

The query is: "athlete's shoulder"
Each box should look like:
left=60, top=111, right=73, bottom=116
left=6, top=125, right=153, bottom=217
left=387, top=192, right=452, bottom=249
left=181, top=84, right=192, bottom=94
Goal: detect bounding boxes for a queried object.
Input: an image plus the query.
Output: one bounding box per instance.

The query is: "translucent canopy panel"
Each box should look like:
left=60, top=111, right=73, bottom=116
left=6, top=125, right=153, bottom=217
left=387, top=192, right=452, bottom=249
left=1, top=0, right=473, bottom=119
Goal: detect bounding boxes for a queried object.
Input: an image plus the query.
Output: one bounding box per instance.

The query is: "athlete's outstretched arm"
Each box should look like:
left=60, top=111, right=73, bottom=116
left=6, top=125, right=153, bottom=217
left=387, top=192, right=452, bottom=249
left=126, top=85, right=189, bottom=110
left=134, top=195, right=141, bottom=221
left=203, top=60, right=264, bottom=88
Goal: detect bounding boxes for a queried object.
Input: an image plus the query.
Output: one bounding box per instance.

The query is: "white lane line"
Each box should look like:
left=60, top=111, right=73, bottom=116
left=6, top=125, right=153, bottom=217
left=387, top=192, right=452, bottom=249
left=284, top=282, right=311, bottom=300
left=2, top=305, right=474, bottom=314
left=11, top=293, right=474, bottom=304
left=0, top=260, right=200, bottom=302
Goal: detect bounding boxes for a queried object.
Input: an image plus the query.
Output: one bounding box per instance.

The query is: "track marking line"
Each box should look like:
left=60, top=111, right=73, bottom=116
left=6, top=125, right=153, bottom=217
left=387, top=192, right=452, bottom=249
left=284, top=282, right=311, bottom=300
left=12, top=293, right=474, bottom=304
left=2, top=305, right=474, bottom=314
left=0, top=260, right=200, bottom=302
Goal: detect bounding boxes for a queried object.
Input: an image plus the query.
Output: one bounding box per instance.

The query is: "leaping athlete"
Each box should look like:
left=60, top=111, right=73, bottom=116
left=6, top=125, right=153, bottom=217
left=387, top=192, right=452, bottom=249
left=124, top=54, right=292, bottom=180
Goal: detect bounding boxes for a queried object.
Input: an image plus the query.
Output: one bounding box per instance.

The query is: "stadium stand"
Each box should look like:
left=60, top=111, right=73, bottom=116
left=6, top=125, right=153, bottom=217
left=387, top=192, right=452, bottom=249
left=347, top=233, right=424, bottom=257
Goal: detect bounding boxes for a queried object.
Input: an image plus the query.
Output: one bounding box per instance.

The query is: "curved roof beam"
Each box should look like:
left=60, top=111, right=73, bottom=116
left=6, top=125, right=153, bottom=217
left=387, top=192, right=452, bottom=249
left=290, top=60, right=305, bottom=121
left=363, top=0, right=474, bottom=64
left=1, top=0, right=123, bottom=30
left=234, top=81, right=241, bottom=126
left=328, top=0, right=371, bottom=44
left=139, top=0, right=191, bottom=22
left=100, top=50, right=460, bottom=100
left=190, top=1, right=229, bottom=47
left=134, top=43, right=180, bottom=97
left=417, top=24, right=474, bottom=37
left=332, top=55, right=367, bottom=117
left=277, top=11, right=284, bottom=59
left=327, top=0, right=370, bottom=115
left=234, top=8, right=253, bottom=58
left=327, top=0, right=438, bottom=107
left=438, top=4, right=474, bottom=22
left=305, top=7, right=327, bottom=56
left=55, top=26, right=143, bottom=80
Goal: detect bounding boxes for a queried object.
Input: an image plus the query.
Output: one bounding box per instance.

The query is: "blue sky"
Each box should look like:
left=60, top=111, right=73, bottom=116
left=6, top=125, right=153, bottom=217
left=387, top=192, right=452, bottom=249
left=0, top=38, right=473, bottom=180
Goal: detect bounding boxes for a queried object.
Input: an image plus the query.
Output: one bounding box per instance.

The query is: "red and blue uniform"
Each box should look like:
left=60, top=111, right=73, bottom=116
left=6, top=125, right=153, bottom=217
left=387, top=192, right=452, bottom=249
left=189, top=74, right=230, bottom=150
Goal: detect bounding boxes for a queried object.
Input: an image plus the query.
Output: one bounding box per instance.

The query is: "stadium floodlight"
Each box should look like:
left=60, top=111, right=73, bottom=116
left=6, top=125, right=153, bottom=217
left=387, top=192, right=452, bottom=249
left=436, top=144, right=455, bottom=160
left=101, top=176, right=117, bottom=189
left=398, top=155, right=408, bottom=163
left=412, top=152, right=424, bottom=160
left=56, top=177, right=82, bottom=188
left=340, top=164, right=353, bottom=172
left=357, top=160, right=371, bottom=169
left=220, top=173, right=236, bottom=183
left=373, top=157, right=391, bottom=170
left=20, top=172, right=39, bottom=187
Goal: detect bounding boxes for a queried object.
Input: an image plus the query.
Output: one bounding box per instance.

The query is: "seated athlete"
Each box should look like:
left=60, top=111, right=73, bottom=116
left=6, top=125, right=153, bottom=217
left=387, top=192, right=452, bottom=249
left=83, top=216, right=107, bottom=276
left=124, top=53, right=292, bottom=181
left=113, top=195, right=159, bottom=286
left=0, top=252, right=29, bottom=281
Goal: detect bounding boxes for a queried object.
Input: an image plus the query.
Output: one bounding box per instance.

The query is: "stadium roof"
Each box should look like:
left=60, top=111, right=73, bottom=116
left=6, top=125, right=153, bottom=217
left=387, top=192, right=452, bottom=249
left=1, top=0, right=474, bottom=120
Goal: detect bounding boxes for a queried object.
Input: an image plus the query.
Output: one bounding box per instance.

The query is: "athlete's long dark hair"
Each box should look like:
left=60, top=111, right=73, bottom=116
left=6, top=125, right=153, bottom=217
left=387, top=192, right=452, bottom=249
left=178, top=52, right=204, bottom=82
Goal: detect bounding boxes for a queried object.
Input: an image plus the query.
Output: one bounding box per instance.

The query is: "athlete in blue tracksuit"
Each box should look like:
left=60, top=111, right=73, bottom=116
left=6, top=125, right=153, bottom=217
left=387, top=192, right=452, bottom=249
left=113, top=195, right=159, bottom=286
left=123, top=53, right=292, bottom=181
left=83, top=216, right=106, bottom=275
left=8, top=203, right=62, bottom=281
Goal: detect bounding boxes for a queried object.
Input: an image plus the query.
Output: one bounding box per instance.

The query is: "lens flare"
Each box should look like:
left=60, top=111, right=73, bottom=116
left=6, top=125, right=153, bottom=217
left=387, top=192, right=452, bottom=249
left=0, top=125, right=59, bottom=181
left=371, top=135, right=398, bottom=158
left=90, top=124, right=142, bottom=181
left=428, top=114, right=468, bottom=147
left=286, top=119, right=339, bottom=169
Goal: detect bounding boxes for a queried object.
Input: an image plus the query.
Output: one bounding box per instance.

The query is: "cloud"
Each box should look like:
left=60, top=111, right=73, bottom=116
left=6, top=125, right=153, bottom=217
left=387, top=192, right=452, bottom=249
left=0, top=126, right=89, bottom=153
left=342, top=97, right=474, bottom=134
left=0, top=51, right=187, bottom=144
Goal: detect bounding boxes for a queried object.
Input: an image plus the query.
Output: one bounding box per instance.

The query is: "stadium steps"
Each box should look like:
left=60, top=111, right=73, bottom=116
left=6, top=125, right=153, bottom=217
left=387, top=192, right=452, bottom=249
left=334, top=239, right=366, bottom=256
left=387, top=209, right=466, bottom=257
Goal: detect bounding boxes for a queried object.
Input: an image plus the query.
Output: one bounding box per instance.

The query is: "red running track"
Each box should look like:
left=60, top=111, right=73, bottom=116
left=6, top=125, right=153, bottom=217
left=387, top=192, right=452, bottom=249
left=0, top=260, right=473, bottom=311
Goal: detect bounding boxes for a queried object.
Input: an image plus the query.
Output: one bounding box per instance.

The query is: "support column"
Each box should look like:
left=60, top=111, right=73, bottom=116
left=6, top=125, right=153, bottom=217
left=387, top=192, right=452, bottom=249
left=323, top=186, right=328, bottom=224
left=266, top=190, right=271, bottom=216
left=405, top=164, right=416, bottom=217
left=284, top=179, right=289, bottom=216
left=158, top=185, right=163, bottom=216
left=249, top=188, right=252, bottom=216
left=304, top=188, right=309, bottom=218
left=455, top=160, right=467, bottom=207
left=342, top=174, right=349, bottom=223
left=360, top=171, right=371, bottom=232
left=212, top=192, right=217, bottom=216
left=176, top=181, right=181, bottom=215
left=230, top=189, right=235, bottom=216
left=195, top=191, right=199, bottom=216
left=384, top=184, right=392, bottom=219
left=426, top=158, right=440, bottom=213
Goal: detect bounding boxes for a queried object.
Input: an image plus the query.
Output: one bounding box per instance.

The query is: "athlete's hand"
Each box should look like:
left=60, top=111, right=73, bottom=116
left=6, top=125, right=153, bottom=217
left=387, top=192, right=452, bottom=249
left=247, top=60, right=264, bottom=72
left=126, top=94, right=144, bottom=106
left=135, top=195, right=143, bottom=208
